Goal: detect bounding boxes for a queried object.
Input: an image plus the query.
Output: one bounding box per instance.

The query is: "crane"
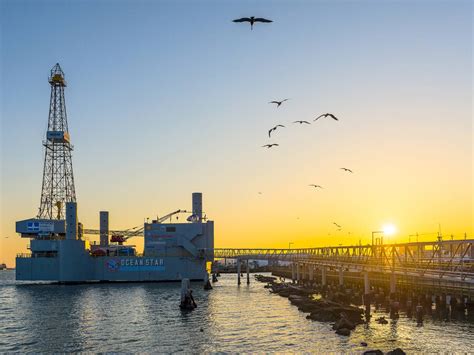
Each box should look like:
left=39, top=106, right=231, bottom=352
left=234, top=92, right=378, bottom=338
left=155, top=209, right=190, bottom=224
left=109, top=210, right=191, bottom=245
left=82, top=209, right=191, bottom=244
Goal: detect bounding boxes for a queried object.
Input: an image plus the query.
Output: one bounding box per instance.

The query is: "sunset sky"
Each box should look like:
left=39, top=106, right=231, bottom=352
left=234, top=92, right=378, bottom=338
left=1, top=0, right=472, bottom=267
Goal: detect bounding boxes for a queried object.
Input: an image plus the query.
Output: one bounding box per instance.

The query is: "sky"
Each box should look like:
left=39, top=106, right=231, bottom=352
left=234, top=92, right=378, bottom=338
left=1, top=0, right=472, bottom=267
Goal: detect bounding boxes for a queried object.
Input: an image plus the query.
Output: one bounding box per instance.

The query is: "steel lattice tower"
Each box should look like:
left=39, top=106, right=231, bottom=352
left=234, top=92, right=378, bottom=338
left=37, top=63, right=76, bottom=220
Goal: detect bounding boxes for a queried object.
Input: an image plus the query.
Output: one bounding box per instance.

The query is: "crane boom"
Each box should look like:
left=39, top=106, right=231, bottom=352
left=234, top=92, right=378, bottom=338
left=83, top=227, right=143, bottom=238
left=82, top=209, right=191, bottom=238
left=157, top=209, right=189, bottom=223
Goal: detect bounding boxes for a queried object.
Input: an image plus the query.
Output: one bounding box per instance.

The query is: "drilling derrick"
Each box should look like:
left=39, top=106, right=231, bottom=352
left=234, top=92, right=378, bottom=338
left=37, top=63, right=76, bottom=220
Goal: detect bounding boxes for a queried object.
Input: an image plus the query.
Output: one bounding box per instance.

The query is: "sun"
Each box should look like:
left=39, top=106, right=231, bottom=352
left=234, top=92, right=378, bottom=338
left=383, top=224, right=397, bottom=236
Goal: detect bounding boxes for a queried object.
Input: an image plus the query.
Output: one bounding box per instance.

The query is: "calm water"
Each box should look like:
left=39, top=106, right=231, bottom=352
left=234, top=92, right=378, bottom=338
left=0, top=270, right=473, bottom=353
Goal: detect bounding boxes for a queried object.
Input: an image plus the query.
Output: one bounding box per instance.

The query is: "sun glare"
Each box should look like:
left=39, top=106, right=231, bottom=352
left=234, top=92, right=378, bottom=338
left=383, top=224, right=397, bottom=236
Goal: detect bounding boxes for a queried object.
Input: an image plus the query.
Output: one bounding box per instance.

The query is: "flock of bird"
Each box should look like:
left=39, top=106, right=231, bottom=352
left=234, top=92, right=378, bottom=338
left=233, top=15, right=353, bottom=233
left=263, top=100, right=342, bottom=142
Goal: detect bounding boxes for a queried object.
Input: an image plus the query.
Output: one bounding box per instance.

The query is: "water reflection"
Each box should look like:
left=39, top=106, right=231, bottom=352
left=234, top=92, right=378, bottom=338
left=0, top=271, right=473, bottom=352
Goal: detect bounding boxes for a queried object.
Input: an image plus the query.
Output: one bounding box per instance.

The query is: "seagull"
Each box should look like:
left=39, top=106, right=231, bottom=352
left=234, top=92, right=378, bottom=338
left=258, top=192, right=263, bottom=195
left=262, top=144, right=279, bottom=148
left=293, top=120, right=310, bottom=125
left=314, top=113, right=339, bottom=121
left=340, top=168, right=353, bottom=173
left=333, top=222, right=342, bottom=228
left=233, top=16, right=273, bottom=30
left=309, top=184, right=323, bottom=189
left=268, top=124, right=285, bottom=138
left=269, top=99, right=289, bottom=107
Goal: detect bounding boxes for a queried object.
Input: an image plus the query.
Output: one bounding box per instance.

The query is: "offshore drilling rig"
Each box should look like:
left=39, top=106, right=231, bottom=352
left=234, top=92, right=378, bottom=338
left=15, top=64, right=214, bottom=282
left=37, top=63, right=76, bottom=221
left=16, top=64, right=78, bottom=239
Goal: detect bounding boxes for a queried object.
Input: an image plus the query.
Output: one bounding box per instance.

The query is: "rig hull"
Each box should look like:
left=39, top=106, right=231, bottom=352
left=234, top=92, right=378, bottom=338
left=16, top=194, right=214, bottom=283
left=16, top=253, right=208, bottom=283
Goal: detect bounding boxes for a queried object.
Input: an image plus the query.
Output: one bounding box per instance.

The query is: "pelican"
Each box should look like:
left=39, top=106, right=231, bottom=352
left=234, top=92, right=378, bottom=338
left=314, top=113, right=339, bottom=121
left=340, top=168, right=353, bottom=173
left=269, top=99, right=289, bottom=107
left=233, top=17, right=273, bottom=30
left=262, top=144, right=279, bottom=148
left=268, top=124, right=285, bottom=137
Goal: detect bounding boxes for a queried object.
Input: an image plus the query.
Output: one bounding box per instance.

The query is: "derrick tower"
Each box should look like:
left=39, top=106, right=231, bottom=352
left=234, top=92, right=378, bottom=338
left=37, top=63, right=76, bottom=220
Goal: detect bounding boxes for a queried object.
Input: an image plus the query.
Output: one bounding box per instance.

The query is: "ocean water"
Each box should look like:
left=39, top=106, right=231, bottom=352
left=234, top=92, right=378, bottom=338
left=0, top=270, right=473, bottom=353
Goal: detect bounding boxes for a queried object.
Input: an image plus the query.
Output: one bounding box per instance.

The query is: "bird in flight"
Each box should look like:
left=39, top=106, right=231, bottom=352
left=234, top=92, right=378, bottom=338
left=269, top=99, right=289, bottom=107
left=233, top=17, right=273, bottom=30
left=262, top=144, right=279, bottom=148
left=314, top=113, right=339, bottom=121
left=268, top=124, right=285, bottom=138
left=340, top=168, right=353, bottom=173
left=309, top=184, right=323, bottom=189
left=333, top=222, right=342, bottom=228
left=293, top=120, right=310, bottom=125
